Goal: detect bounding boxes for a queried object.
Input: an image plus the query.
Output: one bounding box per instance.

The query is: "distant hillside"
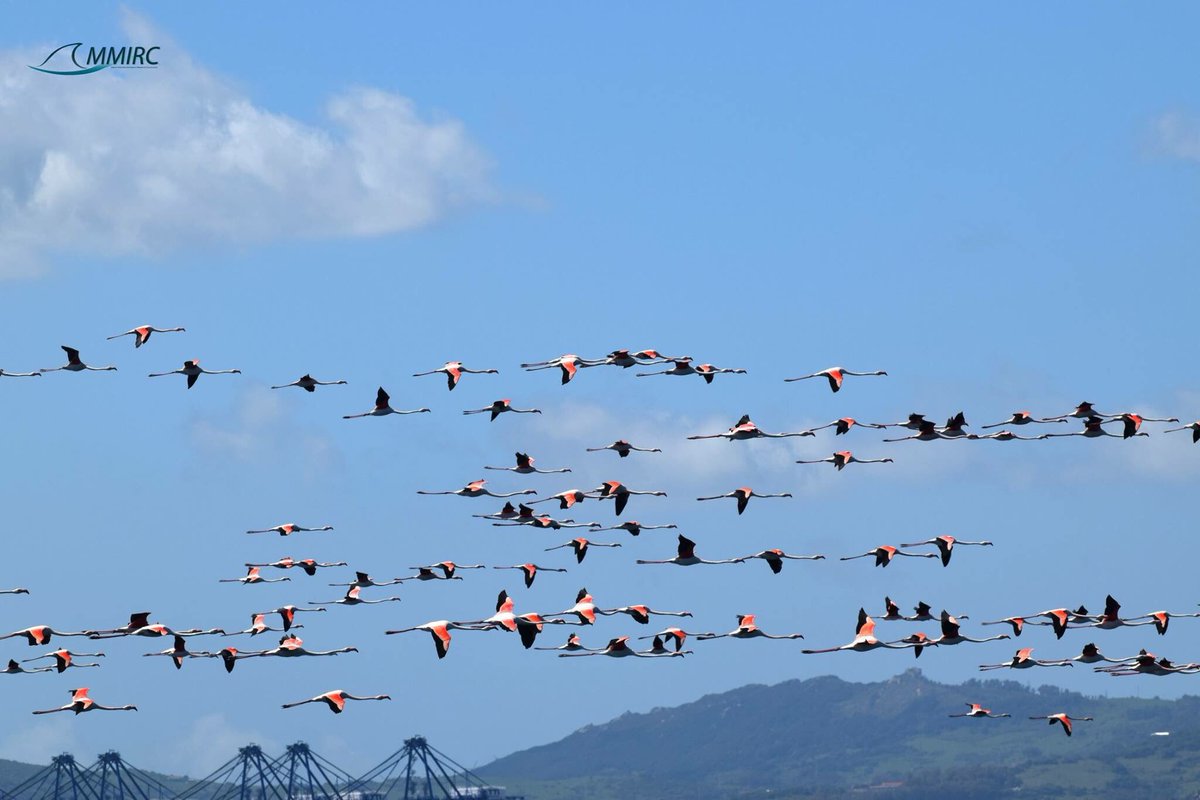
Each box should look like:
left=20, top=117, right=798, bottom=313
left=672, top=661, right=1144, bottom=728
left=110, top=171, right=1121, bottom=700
left=481, top=668, right=1200, bottom=799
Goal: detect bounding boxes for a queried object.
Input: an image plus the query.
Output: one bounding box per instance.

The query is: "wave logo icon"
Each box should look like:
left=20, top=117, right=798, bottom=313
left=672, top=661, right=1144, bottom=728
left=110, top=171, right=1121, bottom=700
left=30, top=42, right=159, bottom=75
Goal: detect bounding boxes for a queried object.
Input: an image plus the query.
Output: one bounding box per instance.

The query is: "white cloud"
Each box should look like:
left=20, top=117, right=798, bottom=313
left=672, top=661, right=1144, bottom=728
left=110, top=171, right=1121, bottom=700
left=191, top=386, right=341, bottom=476
left=0, top=716, right=80, bottom=765
left=0, top=11, right=490, bottom=276
left=158, top=713, right=280, bottom=776
left=1152, top=111, right=1200, bottom=162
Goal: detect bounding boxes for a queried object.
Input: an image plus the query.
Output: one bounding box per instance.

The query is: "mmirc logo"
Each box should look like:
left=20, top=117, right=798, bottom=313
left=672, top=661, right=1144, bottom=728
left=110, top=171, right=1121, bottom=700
left=29, top=42, right=160, bottom=75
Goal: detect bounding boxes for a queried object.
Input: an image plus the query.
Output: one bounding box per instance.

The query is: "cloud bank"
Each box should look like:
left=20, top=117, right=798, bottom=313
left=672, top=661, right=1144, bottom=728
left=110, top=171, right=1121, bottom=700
left=0, top=14, right=490, bottom=276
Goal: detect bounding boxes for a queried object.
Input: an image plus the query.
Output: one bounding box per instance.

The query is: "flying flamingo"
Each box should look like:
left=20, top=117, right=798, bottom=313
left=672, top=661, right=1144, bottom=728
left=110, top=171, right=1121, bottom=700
left=697, top=614, right=803, bottom=641
left=592, top=349, right=676, bottom=368
left=1042, top=401, right=1116, bottom=421
left=463, top=399, right=542, bottom=420
left=417, top=480, right=536, bottom=499
left=880, top=413, right=929, bottom=430
left=254, top=605, right=326, bottom=632
left=404, top=562, right=486, bottom=581
left=558, top=636, right=681, bottom=658
left=1088, top=595, right=1160, bottom=631
left=454, top=590, right=520, bottom=633
left=33, top=688, right=136, bottom=715
left=978, top=647, right=1073, bottom=671
left=148, top=359, right=241, bottom=388
left=1095, top=651, right=1200, bottom=677
left=106, top=325, right=185, bottom=348
left=245, top=522, right=334, bottom=536
left=802, top=609, right=915, bottom=654
left=311, top=586, right=402, bottom=606
left=840, top=545, right=938, bottom=568
left=222, top=613, right=302, bottom=638
left=907, top=601, right=968, bottom=622
left=738, top=549, right=826, bottom=574
left=696, top=487, right=791, bottom=515
left=545, top=538, right=622, bottom=563
left=687, top=415, right=815, bottom=442
left=0, top=588, right=30, bottom=595
left=1128, top=609, right=1200, bottom=636
left=636, top=358, right=746, bottom=383
left=520, top=354, right=599, bottom=384
left=219, top=567, right=290, bottom=585
left=981, top=616, right=1051, bottom=637
left=636, top=535, right=743, bottom=567
left=879, top=597, right=906, bottom=621
left=492, top=564, right=568, bottom=588
left=784, top=367, right=887, bottom=393
left=1111, top=412, right=1179, bottom=439
left=899, top=535, right=994, bottom=567
left=0, top=369, right=40, bottom=378
left=1029, top=713, right=1093, bottom=737
left=329, top=572, right=408, bottom=588
left=413, top=361, right=499, bottom=391
left=1071, top=643, right=1140, bottom=665
left=547, top=588, right=600, bottom=625
left=592, top=520, right=677, bottom=536
left=937, top=412, right=970, bottom=438
left=928, top=611, right=1010, bottom=647
left=882, top=419, right=959, bottom=442
left=586, top=440, right=662, bottom=458
left=485, top=452, right=571, bottom=474
left=949, top=703, right=1011, bottom=719
left=40, top=346, right=117, bottom=374
left=635, top=627, right=708, bottom=653
left=597, top=605, right=692, bottom=625
left=1164, top=421, right=1200, bottom=443
left=981, top=411, right=1065, bottom=429
left=83, top=612, right=158, bottom=638
left=1006, top=608, right=1088, bottom=640
left=282, top=690, right=391, bottom=713
left=3, top=659, right=52, bottom=675
left=22, top=650, right=104, bottom=673
left=244, top=557, right=346, bottom=576
left=90, top=622, right=225, bottom=640
left=529, top=489, right=590, bottom=510
left=806, top=418, right=888, bottom=435
left=591, top=481, right=667, bottom=516
left=492, top=514, right=599, bottom=531
left=270, top=374, right=348, bottom=392
left=385, top=621, right=484, bottom=659
left=474, top=502, right=523, bottom=521
left=343, top=387, right=430, bottom=418
left=795, top=451, right=893, bottom=470
left=967, top=430, right=1046, bottom=441
left=535, top=632, right=600, bottom=652
left=895, top=632, right=935, bottom=659
left=515, top=613, right=571, bottom=649
left=143, top=635, right=216, bottom=669
left=641, top=636, right=690, bottom=657
left=0, top=626, right=89, bottom=646
left=228, top=633, right=358, bottom=665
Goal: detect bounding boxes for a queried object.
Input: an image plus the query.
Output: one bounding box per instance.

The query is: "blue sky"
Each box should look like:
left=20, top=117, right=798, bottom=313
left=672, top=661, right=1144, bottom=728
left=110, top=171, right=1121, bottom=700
left=2, top=1, right=1200, bottom=778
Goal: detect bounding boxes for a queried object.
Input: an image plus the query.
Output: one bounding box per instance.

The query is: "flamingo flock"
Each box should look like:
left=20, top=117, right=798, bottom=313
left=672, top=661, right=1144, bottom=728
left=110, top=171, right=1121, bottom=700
left=6, top=328, right=1199, bottom=740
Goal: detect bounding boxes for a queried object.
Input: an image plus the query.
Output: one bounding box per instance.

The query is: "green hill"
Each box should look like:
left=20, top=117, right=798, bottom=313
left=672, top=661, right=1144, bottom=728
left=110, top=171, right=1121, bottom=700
left=481, top=668, right=1200, bottom=799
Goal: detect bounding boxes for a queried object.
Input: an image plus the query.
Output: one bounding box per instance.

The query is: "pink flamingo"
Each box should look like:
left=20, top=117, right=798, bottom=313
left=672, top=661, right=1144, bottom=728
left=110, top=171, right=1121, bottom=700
left=106, top=325, right=185, bottom=348
left=784, top=367, right=886, bottom=393
left=463, top=399, right=542, bottom=420
left=32, top=688, right=135, bottom=715
left=697, top=614, right=803, bottom=641
left=636, top=535, right=743, bottom=566
left=899, top=535, right=993, bottom=567
left=413, top=361, right=498, bottom=391
left=795, top=451, right=893, bottom=470
left=840, top=545, right=938, bottom=568
left=418, top=479, right=536, bottom=499
left=586, top=440, right=662, bottom=458
left=270, top=374, right=347, bottom=392
left=696, top=487, right=791, bottom=515
left=282, top=690, right=391, bottom=713
left=343, top=387, right=430, bottom=418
